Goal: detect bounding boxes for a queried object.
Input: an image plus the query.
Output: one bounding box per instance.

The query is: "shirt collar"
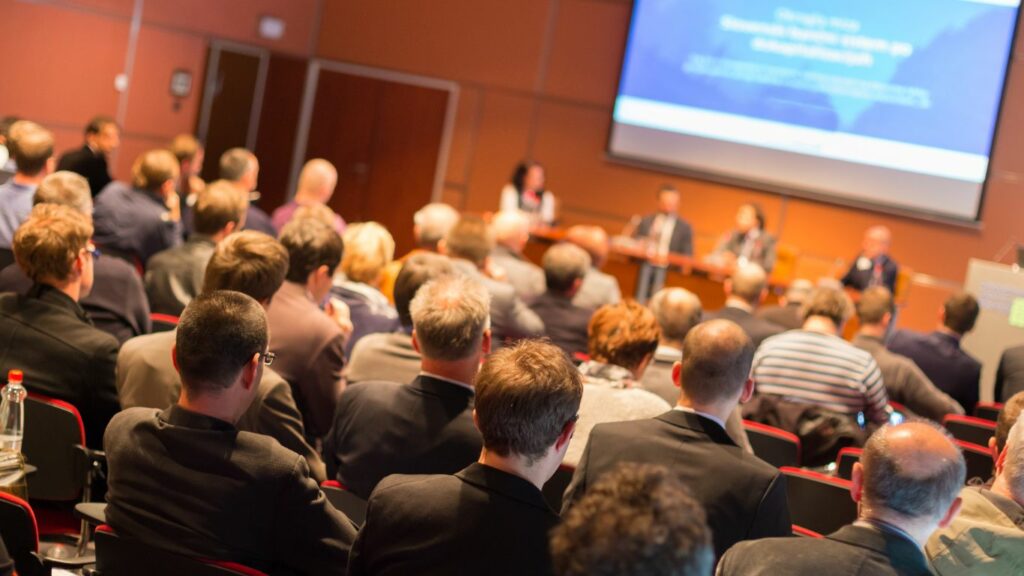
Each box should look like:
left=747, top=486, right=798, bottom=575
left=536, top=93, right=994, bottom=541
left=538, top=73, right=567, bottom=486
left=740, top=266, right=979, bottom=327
left=854, top=518, right=921, bottom=549
left=725, top=297, right=754, bottom=313
left=420, top=371, right=474, bottom=392
left=672, top=405, right=726, bottom=431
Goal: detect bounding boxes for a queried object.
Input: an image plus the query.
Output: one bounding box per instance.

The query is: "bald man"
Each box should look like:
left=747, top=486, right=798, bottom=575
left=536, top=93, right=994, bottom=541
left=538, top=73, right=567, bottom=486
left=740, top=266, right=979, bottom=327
left=842, top=225, right=899, bottom=293
left=565, top=224, right=621, bottom=310
left=271, top=158, right=346, bottom=234
left=490, top=210, right=545, bottom=300
left=563, top=320, right=791, bottom=559
left=722, top=422, right=966, bottom=575
left=756, top=278, right=813, bottom=330
left=706, top=263, right=784, bottom=347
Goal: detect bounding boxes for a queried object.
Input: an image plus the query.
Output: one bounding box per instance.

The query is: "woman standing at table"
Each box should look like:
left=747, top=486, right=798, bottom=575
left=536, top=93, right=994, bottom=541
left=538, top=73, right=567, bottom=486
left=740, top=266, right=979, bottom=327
left=499, top=160, right=556, bottom=226
left=712, top=203, right=777, bottom=273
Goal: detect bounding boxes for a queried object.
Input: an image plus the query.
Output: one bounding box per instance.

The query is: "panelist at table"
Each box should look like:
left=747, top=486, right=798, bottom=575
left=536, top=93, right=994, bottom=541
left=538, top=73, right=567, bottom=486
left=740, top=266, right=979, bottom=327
left=841, top=225, right=899, bottom=293
left=630, top=184, right=693, bottom=302
left=711, top=203, right=777, bottom=273
left=499, top=160, right=556, bottom=227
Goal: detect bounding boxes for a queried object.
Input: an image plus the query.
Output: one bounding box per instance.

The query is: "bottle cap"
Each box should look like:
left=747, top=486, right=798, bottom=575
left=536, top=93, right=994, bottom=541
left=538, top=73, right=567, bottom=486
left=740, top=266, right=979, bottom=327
left=7, top=370, right=22, bottom=384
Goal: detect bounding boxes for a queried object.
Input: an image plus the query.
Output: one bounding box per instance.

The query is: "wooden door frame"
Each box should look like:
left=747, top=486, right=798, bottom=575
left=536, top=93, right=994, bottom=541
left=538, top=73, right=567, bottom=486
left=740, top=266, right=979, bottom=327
left=196, top=40, right=271, bottom=151
left=288, top=59, right=460, bottom=204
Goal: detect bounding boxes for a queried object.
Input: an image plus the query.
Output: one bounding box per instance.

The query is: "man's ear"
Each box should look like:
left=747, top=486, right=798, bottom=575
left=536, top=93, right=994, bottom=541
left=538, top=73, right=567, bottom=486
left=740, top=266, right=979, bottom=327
left=850, top=462, right=865, bottom=504
left=989, top=436, right=999, bottom=464
left=437, top=238, right=448, bottom=256
left=995, top=439, right=1011, bottom=474
left=222, top=220, right=238, bottom=236
left=555, top=418, right=577, bottom=451
left=739, top=377, right=755, bottom=404
left=671, top=361, right=683, bottom=390
left=472, top=409, right=481, bottom=433
left=44, top=157, right=56, bottom=175
left=723, top=279, right=734, bottom=297
left=938, top=497, right=963, bottom=529
left=240, top=353, right=259, bottom=391
left=171, top=345, right=180, bottom=373
left=480, top=328, right=492, bottom=355
left=411, top=330, right=421, bottom=354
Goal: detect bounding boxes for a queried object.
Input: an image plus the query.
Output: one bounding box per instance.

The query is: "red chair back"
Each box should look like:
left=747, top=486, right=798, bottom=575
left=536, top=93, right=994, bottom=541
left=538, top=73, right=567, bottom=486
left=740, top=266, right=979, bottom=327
left=94, top=525, right=268, bottom=576
left=0, top=491, right=42, bottom=576
left=320, top=481, right=367, bottom=527
left=835, top=447, right=863, bottom=480
left=781, top=467, right=857, bottom=536
left=743, top=420, right=801, bottom=468
left=150, top=313, right=180, bottom=333
left=956, top=440, right=994, bottom=485
left=973, top=403, right=1003, bottom=422
left=792, top=525, right=824, bottom=538
left=22, top=393, right=87, bottom=502
left=943, top=415, right=996, bottom=447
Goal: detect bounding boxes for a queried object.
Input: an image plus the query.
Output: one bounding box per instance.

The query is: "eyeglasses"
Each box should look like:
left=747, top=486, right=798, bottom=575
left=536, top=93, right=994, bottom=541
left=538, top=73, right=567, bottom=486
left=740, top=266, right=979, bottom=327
left=84, top=244, right=100, bottom=260
left=259, top=351, right=276, bottom=366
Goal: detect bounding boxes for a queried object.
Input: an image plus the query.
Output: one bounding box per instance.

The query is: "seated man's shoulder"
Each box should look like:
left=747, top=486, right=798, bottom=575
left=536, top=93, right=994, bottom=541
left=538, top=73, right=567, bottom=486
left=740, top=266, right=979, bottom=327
left=119, top=330, right=174, bottom=363
left=373, top=473, right=456, bottom=499
left=339, top=380, right=405, bottom=407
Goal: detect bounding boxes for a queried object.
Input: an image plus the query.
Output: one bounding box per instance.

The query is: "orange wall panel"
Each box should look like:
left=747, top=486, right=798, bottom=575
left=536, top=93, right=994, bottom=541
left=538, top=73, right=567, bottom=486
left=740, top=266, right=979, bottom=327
left=463, top=91, right=535, bottom=213
left=122, top=26, right=207, bottom=138
left=444, top=86, right=482, bottom=186
left=543, top=0, right=630, bottom=107
left=49, top=0, right=136, bottom=17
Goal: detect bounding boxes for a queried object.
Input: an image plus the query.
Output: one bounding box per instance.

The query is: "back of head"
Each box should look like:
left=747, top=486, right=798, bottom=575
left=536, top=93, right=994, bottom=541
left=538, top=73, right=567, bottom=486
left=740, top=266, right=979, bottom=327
left=132, top=149, right=179, bottom=191
left=394, top=252, right=453, bottom=327
left=492, top=210, right=530, bottom=248
left=278, top=217, right=344, bottom=283
left=85, top=115, right=117, bottom=137
left=856, top=286, right=894, bottom=326
left=33, top=171, right=93, bottom=216
left=292, top=203, right=338, bottom=229
left=728, top=263, right=767, bottom=304
left=783, top=278, right=813, bottom=304
left=996, top=392, right=1024, bottom=454
left=218, top=148, right=255, bottom=182
left=565, top=225, right=609, bottom=266
left=680, top=320, right=754, bottom=405
left=193, top=180, right=247, bottom=236
left=202, top=231, right=288, bottom=302
left=444, top=215, right=493, bottom=267
left=297, top=158, right=338, bottom=202
left=0, top=116, right=20, bottom=143
left=341, top=222, right=395, bottom=285
left=475, top=340, right=583, bottom=463
left=551, top=463, right=713, bottom=576
left=800, top=286, right=852, bottom=327
left=588, top=300, right=660, bottom=371
left=943, top=292, right=979, bottom=335
left=413, top=202, right=459, bottom=249
left=543, top=243, right=591, bottom=294
left=176, top=291, right=267, bottom=396
left=13, top=203, right=93, bottom=283
left=861, top=422, right=966, bottom=523
left=1003, top=416, right=1024, bottom=502
left=650, top=288, right=702, bottom=344
left=409, top=274, right=490, bottom=361
left=169, top=134, right=201, bottom=164
left=8, top=121, right=54, bottom=176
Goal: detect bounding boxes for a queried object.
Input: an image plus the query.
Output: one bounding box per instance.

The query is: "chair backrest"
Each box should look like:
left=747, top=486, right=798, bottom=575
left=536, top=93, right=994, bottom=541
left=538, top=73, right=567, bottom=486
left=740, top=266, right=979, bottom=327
left=956, top=440, right=994, bottom=485
left=320, top=480, right=367, bottom=527
left=0, top=248, right=13, bottom=272
left=973, top=403, right=1003, bottom=422
left=792, top=525, right=824, bottom=538
left=743, top=420, right=800, bottom=468
left=781, top=467, right=857, bottom=536
left=943, top=415, right=996, bottom=447
left=150, top=313, right=180, bottom=333
left=22, top=393, right=87, bottom=501
left=542, top=463, right=575, bottom=512
left=0, top=491, right=42, bottom=576
left=94, top=525, right=267, bottom=576
left=835, top=447, right=863, bottom=481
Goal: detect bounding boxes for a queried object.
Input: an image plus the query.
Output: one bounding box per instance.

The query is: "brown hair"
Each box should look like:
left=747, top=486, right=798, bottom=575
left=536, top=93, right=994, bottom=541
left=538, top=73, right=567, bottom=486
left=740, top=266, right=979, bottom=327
left=169, top=134, right=201, bottom=163
left=996, top=392, right=1024, bottom=454
left=131, top=149, right=179, bottom=191
left=192, top=180, right=247, bottom=235
left=856, top=286, right=894, bottom=325
left=800, top=286, right=852, bottom=327
left=278, top=217, right=344, bottom=283
left=9, top=121, right=53, bottom=176
left=587, top=300, right=660, bottom=371
left=444, top=215, right=493, bottom=267
left=202, top=231, right=288, bottom=303
left=176, top=291, right=267, bottom=394
left=944, top=292, right=980, bottom=335
left=13, top=204, right=93, bottom=283
left=475, top=340, right=583, bottom=463
left=394, top=253, right=453, bottom=327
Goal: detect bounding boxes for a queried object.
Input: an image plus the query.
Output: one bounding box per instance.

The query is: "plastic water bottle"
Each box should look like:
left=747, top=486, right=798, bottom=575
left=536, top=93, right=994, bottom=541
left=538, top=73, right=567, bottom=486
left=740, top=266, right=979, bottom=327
left=0, top=369, right=27, bottom=452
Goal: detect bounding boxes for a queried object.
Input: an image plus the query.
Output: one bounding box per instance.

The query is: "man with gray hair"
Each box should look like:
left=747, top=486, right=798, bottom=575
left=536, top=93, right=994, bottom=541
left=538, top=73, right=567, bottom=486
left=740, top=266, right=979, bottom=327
left=380, top=202, right=459, bottom=302
left=325, top=274, right=491, bottom=499
left=706, top=262, right=783, bottom=347
left=490, top=210, right=545, bottom=300
left=218, top=147, right=276, bottom=236
left=528, top=242, right=594, bottom=357
left=721, top=422, right=966, bottom=575
left=565, top=224, right=622, bottom=310
left=757, top=278, right=812, bottom=330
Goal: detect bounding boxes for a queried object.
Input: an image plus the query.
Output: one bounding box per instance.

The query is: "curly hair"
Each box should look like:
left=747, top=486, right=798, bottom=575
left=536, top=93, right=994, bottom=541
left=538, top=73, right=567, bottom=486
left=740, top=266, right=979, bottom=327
left=587, top=300, right=660, bottom=371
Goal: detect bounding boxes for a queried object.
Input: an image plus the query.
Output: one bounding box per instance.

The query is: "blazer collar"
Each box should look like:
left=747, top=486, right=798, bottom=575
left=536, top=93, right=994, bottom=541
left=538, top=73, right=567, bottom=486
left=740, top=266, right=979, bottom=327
left=161, top=404, right=237, bottom=433
left=26, top=283, right=91, bottom=324
left=410, top=374, right=475, bottom=399
left=827, top=524, right=929, bottom=573
left=455, top=463, right=552, bottom=513
left=655, top=409, right=736, bottom=447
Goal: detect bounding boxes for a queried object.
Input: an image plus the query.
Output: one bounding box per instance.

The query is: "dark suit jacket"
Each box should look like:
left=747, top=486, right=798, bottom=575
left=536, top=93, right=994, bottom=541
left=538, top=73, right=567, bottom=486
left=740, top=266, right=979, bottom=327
left=562, top=410, right=789, bottom=558
left=756, top=302, right=804, bottom=330
left=348, top=463, right=558, bottom=576
left=718, top=523, right=932, bottom=576
left=324, top=375, right=483, bottom=500
left=104, top=406, right=355, bottom=575
left=92, top=182, right=183, bottom=266
left=528, top=291, right=593, bottom=357
left=634, top=213, right=693, bottom=255
left=330, top=281, right=401, bottom=358
left=842, top=254, right=899, bottom=293
left=143, top=235, right=215, bottom=316
left=707, top=305, right=785, bottom=348
left=0, top=284, right=119, bottom=448
left=345, top=330, right=420, bottom=385
left=244, top=204, right=278, bottom=236
left=56, top=145, right=111, bottom=197
left=715, top=230, right=777, bottom=272
left=888, top=330, right=981, bottom=414
left=995, top=344, right=1024, bottom=402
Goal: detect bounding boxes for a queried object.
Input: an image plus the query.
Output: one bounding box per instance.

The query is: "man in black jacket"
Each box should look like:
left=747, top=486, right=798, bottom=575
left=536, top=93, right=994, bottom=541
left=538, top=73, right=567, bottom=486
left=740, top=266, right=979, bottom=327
left=56, top=116, right=119, bottom=197
left=529, top=242, right=595, bottom=358
left=632, top=184, right=694, bottom=302
left=562, top=319, right=790, bottom=559
left=706, top=262, right=784, bottom=348
left=841, top=225, right=899, bottom=293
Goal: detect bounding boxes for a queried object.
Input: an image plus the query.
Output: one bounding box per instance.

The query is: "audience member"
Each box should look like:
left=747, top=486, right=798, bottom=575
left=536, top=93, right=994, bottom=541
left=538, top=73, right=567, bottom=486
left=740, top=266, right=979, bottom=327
left=92, top=149, right=182, bottom=266
left=442, top=215, right=544, bottom=344
left=0, top=171, right=151, bottom=343
left=0, top=121, right=54, bottom=250
left=56, top=115, right=119, bottom=197
left=720, top=422, right=965, bottom=575
left=994, top=344, right=1024, bottom=403
left=888, top=292, right=982, bottom=414
left=331, top=221, right=400, bottom=355
left=272, top=158, right=345, bottom=234
left=218, top=147, right=276, bottom=236
left=631, top=184, right=694, bottom=302
left=168, top=134, right=206, bottom=217
left=348, top=340, right=581, bottom=575
left=756, top=278, right=812, bottom=330
left=267, top=217, right=350, bottom=439
left=145, top=180, right=247, bottom=316
left=565, top=224, right=621, bottom=310
left=706, top=262, right=784, bottom=347
left=551, top=464, right=714, bottom=576
left=752, top=286, right=891, bottom=425
left=842, top=225, right=899, bottom=293
left=528, top=242, right=594, bottom=358
left=0, top=115, right=18, bottom=170
left=325, top=274, right=489, bottom=499
left=566, top=300, right=671, bottom=466
left=991, top=392, right=1024, bottom=460
left=853, top=287, right=964, bottom=421
left=642, top=288, right=751, bottom=452
left=500, top=160, right=555, bottom=227
left=563, top=319, right=790, bottom=557
left=117, top=231, right=325, bottom=481
left=379, top=202, right=459, bottom=302
left=490, top=209, right=545, bottom=300
left=345, top=252, right=452, bottom=385
left=0, top=204, right=118, bottom=448
left=105, top=291, right=355, bottom=574
left=712, top=203, right=777, bottom=272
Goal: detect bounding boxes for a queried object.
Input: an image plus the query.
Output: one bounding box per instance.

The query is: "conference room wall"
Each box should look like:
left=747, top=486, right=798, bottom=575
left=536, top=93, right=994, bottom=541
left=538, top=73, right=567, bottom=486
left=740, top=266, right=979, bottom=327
left=318, top=0, right=1024, bottom=331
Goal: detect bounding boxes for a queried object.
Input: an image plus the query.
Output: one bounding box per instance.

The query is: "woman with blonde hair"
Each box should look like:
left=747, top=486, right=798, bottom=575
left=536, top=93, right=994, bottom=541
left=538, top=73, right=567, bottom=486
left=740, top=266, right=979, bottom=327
left=331, top=221, right=400, bottom=355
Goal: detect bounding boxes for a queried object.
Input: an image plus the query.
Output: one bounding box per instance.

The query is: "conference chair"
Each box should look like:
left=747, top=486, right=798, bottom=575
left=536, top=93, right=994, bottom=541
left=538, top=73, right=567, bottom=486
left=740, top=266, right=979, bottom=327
left=743, top=420, right=800, bottom=468
left=973, top=402, right=1004, bottom=422
left=943, top=415, right=996, bottom=447
left=0, top=492, right=95, bottom=576
left=150, top=313, right=180, bottom=333
left=320, top=480, right=367, bottom=528
left=792, top=525, right=824, bottom=539
left=956, top=440, right=994, bottom=485
left=93, top=525, right=266, bottom=576
left=780, top=467, right=857, bottom=536
left=542, top=463, right=576, bottom=511
left=834, top=447, right=863, bottom=481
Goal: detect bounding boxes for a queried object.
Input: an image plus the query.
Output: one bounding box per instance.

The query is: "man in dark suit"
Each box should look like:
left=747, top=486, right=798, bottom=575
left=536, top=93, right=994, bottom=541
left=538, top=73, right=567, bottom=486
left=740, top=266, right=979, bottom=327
left=349, top=339, right=582, bottom=575
left=105, top=291, right=355, bottom=574
left=528, top=242, right=594, bottom=358
left=218, top=148, right=277, bottom=237
left=562, top=319, right=790, bottom=559
left=888, top=292, right=982, bottom=414
left=490, top=209, right=545, bottom=300
left=842, top=225, right=899, bottom=293
left=325, top=274, right=490, bottom=499
left=995, top=344, right=1024, bottom=402
left=756, top=278, right=812, bottom=330
left=632, top=184, right=694, bottom=302
left=706, top=263, right=784, bottom=347
left=56, top=115, right=119, bottom=198
left=719, top=421, right=966, bottom=576
left=0, top=204, right=119, bottom=449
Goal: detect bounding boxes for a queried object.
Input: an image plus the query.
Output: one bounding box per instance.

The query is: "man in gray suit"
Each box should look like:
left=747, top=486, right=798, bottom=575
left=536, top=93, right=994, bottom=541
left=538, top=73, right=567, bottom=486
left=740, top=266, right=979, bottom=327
left=490, top=209, right=545, bottom=301
left=566, top=225, right=621, bottom=310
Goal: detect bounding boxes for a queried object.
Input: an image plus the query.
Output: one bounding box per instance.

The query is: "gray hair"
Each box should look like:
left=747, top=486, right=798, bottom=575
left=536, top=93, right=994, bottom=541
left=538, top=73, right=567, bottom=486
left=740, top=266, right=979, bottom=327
left=1004, top=415, right=1024, bottom=502
left=784, top=279, right=813, bottom=304
left=33, top=171, right=93, bottom=216
left=542, top=243, right=591, bottom=293
left=410, top=274, right=491, bottom=361
left=729, top=263, right=767, bottom=303
left=413, top=202, right=459, bottom=248
left=219, top=147, right=256, bottom=182
left=649, top=288, right=702, bottom=343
